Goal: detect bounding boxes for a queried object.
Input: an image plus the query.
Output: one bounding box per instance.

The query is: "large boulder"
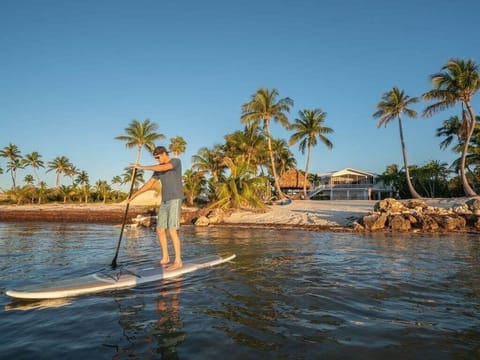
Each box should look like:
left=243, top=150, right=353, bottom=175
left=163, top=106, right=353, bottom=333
left=362, top=213, right=388, bottom=231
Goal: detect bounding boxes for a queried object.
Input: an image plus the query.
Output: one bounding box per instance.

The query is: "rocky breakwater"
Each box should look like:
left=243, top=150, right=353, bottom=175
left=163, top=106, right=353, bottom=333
left=354, top=198, right=480, bottom=233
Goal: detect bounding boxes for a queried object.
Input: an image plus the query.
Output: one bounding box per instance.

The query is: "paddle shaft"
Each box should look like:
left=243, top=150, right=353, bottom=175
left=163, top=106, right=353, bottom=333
left=111, top=167, right=137, bottom=268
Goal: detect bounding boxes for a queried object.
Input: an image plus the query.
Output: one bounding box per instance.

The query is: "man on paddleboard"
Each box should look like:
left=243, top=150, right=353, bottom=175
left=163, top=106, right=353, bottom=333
left=130, top=146, right=184, bottom=270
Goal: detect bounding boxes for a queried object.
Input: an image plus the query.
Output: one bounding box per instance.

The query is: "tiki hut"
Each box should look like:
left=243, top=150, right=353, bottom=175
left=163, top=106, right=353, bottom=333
left=278, top=168, right=311, bottom=197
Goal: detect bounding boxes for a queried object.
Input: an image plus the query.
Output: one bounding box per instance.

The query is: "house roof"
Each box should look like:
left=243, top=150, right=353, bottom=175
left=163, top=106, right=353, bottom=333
left=318, top=167, right=377, bottom=178
left=278, top=168, right=312, bottom=189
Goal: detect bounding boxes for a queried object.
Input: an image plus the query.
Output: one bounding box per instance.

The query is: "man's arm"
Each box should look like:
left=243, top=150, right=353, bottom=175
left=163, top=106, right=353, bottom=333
left=129, top=178, right=161, bottom=201
left=132, top=162, right=173, bottom=172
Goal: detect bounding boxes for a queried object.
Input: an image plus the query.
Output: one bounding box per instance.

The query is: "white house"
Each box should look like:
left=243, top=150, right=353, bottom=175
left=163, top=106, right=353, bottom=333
left=308, top=168, right=394, bottom=200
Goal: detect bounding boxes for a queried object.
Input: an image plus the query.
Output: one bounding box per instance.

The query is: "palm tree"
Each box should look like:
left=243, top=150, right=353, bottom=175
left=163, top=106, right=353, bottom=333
left=121, top=167, right=145, bottom=190
left=224, top=125, right=266, bottom=171
left=75, top=170, right=90, bottom=203
left=423, top=58, right=480, bottom=196
left=377, top=164, right=403, bottom=198
left=182, top=169, right=207, bottom=206
left=241, top=88, right=294, bottom=199
left=191, top=145, right=226, bottom=183
left=374, top=87, right=422, bottom=199
left=271, top=138, right=296, bottom=179
left=47, top=156, right=72, bottom=187
left=22, top=151, right=45, bottom=185
left=95, top=180, right=111, bottom=203
left=36, top=181, right=49, bottom=204
left=436, top=115, right=464, bottom=151
left=64, top=165, right=79, bottom=185
left=210, top=156, right=265, bottom=209
left=58, top=185, right=74, bottom=203
left=289, top=109, right=334, bottom=199
left=24, top=174, right=35, bottom=186
left=169, top=136, right=187, bottom=156
left=115, top=118, right=165, bottom=165
left=0, top=143, right=23, bottom=189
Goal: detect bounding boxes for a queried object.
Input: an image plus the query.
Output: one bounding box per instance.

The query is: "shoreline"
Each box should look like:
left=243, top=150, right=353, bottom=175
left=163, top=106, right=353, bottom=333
left=0, top=198, right=476, bottom=232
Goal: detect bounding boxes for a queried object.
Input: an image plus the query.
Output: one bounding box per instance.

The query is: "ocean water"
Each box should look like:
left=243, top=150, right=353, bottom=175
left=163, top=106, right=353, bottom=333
left=0, top=222, right=479, bottom=359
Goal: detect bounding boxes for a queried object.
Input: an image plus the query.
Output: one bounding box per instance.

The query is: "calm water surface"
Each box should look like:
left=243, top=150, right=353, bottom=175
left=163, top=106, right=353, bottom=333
left=0, top=222, right=479, bottom=359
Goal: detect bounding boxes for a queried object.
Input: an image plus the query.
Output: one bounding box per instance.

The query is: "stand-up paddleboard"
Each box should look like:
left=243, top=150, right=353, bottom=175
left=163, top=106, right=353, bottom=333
left=5, top=254, right=236, bottom=300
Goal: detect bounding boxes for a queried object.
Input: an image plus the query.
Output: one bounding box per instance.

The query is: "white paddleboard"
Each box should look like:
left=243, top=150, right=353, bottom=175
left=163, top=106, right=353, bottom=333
left=5, top=254, right=236, bottom=300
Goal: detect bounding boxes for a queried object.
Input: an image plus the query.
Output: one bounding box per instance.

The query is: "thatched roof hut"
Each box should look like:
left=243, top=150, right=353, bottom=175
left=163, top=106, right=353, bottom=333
left=278, top=168, right=311, bottom=191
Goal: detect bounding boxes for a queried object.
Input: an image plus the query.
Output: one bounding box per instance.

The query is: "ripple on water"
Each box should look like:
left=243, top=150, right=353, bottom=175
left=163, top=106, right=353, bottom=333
left=0, top=224, right=479, bottom=359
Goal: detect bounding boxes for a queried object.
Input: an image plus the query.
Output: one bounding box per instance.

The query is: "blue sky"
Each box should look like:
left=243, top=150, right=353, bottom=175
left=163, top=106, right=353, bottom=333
left=1, top=0, right=480, bottom=190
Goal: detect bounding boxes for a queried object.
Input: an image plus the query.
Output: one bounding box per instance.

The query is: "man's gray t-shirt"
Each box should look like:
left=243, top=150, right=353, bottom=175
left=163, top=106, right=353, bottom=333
left=152, top=158, right=183, bottom=201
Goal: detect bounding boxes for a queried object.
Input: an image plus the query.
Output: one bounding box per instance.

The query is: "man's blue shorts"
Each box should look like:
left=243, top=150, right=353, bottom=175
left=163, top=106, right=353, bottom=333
left=157, top=199, right=182, bottom=229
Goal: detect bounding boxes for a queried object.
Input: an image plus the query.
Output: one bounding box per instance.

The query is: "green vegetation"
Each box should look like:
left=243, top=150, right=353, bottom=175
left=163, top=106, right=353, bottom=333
left=1, top=57, right=479, bottom=206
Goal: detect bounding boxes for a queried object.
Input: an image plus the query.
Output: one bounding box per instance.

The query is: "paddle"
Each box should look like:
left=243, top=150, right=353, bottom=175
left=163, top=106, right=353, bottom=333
left=111, top=167, right=137, bottom=268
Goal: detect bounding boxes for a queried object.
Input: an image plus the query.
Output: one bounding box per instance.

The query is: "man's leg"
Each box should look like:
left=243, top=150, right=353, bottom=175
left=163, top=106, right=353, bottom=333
left=167, top=228, right=182, bottom=270
left=156, top=227, right=170, bottom=265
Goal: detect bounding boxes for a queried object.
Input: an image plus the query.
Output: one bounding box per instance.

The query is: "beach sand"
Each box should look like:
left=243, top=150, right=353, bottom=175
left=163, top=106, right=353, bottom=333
left=222, top=198, right=469, bottom=228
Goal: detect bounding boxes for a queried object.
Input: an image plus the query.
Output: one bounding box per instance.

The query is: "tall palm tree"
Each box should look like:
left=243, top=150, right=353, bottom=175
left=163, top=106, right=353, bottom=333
left=374, top=87, right=422, bottom=199
left=241, top=88, right=294, bottom=199
left=115, top=118, right=165, bottom=165
left=169, top=136, right=187, bottom=156
left=289, top=109, right=334, bottom=199
left=423, top=58, right=480, bottom=196
left=22, top=151, right=45, bottom=185
left=47, top=156, right=72, bottom=187
left=0, top=143, right=23, bottom=189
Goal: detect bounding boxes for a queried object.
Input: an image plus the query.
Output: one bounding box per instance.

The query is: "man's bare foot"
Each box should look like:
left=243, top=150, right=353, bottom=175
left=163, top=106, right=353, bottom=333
left=166, top=262, right=183, bottom=271
left=160, top=258, right=170, bottom=266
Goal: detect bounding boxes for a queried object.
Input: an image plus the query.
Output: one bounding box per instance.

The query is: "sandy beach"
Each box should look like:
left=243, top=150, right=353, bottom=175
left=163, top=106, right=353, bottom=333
left=0, top=197, right=471, bottom=229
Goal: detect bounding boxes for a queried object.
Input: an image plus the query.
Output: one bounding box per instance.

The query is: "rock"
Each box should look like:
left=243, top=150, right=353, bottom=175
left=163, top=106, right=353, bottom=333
left=374, top=198, right=408, bottom=213
left=419, top=214, right=440, bottom=231
left=194, top=215, right=210, bottom=226
left=359, top=198, right=478, bottom=233
left=388, top=214, right=411, bottom=232
left=405, top=199, right=427, bottom=209
left=475, top=218, right=480, bottom=230
left=466, top=198, right=480, bottom=215
left=353, top=221, right=365, bottom=232
left=435, top=215, right=466, bottom=231
left=206, top=209, right=224, bottom=224
left=132, top=214, right=153, bottom=227
left=453, top=204, right=472, bottom=215
left=362, top=213, right=388, bottom=231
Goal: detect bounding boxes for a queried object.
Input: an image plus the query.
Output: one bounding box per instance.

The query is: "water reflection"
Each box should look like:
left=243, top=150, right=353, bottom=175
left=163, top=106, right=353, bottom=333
left=107, top=279, right=185, bottom=359
left=151, top=280, right=184, bottom=358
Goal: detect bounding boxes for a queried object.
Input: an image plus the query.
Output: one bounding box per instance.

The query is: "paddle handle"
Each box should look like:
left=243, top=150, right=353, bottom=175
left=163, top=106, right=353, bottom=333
left=111, top=167, right=137, bottom=268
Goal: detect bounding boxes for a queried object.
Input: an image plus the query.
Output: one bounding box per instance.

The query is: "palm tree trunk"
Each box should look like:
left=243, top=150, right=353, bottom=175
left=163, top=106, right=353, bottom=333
left=460, top=104, right=478, bottom=196
left=303, top=144, right=312, bottom=200
left=265, top=121, right=284, bottom=199
left=398, top=117, right=422, bottom=199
